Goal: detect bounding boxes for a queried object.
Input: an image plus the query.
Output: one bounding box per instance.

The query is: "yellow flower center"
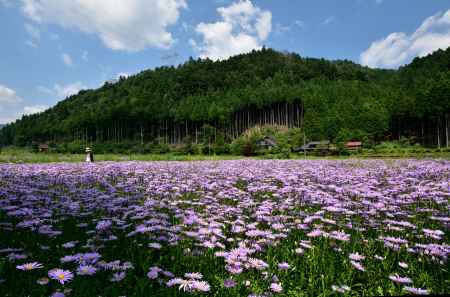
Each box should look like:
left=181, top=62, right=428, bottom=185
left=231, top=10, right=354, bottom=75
left=58, top=274, right=66, bottom=280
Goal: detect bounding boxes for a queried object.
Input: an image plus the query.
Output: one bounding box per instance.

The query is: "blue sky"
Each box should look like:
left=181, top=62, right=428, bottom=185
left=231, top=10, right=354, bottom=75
left=0, top=0, right=449, bottom=124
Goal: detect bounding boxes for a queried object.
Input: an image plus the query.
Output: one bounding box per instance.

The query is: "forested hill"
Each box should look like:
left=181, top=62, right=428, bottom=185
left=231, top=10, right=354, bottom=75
left=1, top=47, right=449, bottom=147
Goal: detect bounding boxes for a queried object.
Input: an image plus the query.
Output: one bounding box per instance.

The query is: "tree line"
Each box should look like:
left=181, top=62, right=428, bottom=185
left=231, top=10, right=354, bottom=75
left=0, top=47, right=449, bottom=148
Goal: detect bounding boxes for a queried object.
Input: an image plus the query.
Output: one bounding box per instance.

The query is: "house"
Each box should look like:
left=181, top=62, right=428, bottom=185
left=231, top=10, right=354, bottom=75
left=345, top=141, right=362, bottom=150
left=38, top=144, right=49, bottom=152
left=256, top=136, right=278, bottom=150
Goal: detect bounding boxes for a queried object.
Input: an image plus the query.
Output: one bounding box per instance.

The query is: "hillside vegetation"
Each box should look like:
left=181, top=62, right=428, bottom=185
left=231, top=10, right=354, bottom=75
left=0, top=47, right=449, bottom=152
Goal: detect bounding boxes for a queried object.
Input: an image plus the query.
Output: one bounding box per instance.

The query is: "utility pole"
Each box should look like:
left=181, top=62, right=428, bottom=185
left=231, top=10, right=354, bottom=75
left=303, top=130, right=306, bottom=159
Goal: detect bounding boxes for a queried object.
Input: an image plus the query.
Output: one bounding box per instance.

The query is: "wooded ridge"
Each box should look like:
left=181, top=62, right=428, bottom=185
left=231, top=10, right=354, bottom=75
left=0, top=47, right=449, bottom=147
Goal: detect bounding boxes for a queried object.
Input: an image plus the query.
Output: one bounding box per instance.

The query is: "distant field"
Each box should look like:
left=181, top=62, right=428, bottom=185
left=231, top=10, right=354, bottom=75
left=0, top=149, right=449, bottom=163
left=0, top=152, right=246, bottom=163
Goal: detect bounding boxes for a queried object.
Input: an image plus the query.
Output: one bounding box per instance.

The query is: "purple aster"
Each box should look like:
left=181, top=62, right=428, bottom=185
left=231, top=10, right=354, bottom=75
left=110, top=271, right=126, bottom=282
left=190, top=280, right=210, bottom=292
left=277, top=262, right=290, bottom=270
left=389, top=274, right=413, bottom=284
left=167, top=278, right=184, bottom=287
left=76, top=265, right=97, bottom=276
left=16, top=262, right=43, bottom=271
left=270, top=283, right=283, bottom=293
left=350, top=260, right=365, bottom=272
left=329, top=230, right=350, bottom=242
left=48, top=269, right=74, bottom=284
left=349, top=252, right=365, bottom=261
left=403, top=286, right=429, bottom=295
left=96, top=220, right=112, bottom=231
left=247, top=258, right=269, bottom=270
left=184, top=272, right=203, bottom=279
left=224, top=278, right=237, bottom=288
left=147, top=267, right=162, bottom=279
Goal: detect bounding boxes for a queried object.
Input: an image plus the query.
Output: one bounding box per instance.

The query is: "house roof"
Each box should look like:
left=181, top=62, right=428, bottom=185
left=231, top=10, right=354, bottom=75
left=346, top=141, right=362, bottom=147
left=257, top=136, right=277, bottom=146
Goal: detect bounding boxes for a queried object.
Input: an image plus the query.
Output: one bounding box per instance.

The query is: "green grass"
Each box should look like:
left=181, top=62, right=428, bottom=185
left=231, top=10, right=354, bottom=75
left=0, top=149, right=244, bottom=163
left=0, top=147, right=449, bottom=163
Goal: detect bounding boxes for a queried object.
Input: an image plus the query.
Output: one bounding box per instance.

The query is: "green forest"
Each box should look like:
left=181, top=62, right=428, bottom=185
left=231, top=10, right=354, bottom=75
left=0, top=47, right=449, bottom=154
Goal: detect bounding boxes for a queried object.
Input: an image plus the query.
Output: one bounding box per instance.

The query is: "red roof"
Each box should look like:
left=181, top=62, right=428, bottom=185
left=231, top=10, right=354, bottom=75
left=346, top=141, right=362, bottom=147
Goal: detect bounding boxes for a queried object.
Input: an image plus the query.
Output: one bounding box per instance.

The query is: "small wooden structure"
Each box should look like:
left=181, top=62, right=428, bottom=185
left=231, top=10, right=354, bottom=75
left=38, top=144, right=49, bottom=152
left=257, top=136, right=278, bottom=150
left=85, top=147, right=94, bottom=163
left=345, top=141, right=362, bottom=150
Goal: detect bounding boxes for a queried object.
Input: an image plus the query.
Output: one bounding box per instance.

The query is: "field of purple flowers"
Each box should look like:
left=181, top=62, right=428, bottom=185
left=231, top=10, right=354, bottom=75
left=0, top=160, right=449, bottom=297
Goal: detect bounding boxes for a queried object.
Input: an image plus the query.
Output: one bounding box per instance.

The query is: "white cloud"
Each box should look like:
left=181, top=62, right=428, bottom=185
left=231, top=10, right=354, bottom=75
left=192, top=0, right=272, bottom=61
left=62, top=53, right=73, bottom=66
left=361, top=10, right=450, bottom=68
left=116, top=72, right=129, bottom=79
left=54, top=82, right=86, bottom=98
left=23, top=104, right=48, bottom=115
left=21, top=0, right=187, bottom=52
left=0, top=85, right=23, bottom=123
left=0, top=85, right=22, bottom=105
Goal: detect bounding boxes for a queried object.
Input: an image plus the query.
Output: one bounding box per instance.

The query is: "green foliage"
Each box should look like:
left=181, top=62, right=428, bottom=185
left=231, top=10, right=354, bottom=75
left=0, top=47, right=449, bottom=148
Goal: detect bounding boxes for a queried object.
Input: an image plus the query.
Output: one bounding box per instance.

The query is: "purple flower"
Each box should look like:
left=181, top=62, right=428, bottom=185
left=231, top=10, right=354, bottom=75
left=167, top=278, right=184, bottom=287
left=403, top=286, right=429, bottom=295
left=184, top=272, right=203, bottom=279
left=110, top=271, right=126, bottom=282
left=389, top=274, right=413, bottom=284
left=270, top=283, right=283, bottom=293
left=16, top=262, right=43, bottom=271
left=247, top=258, right=269, bottom=270
left=76, top=265, right=97, bottom=276
left=349, top=252, right=365, bottom=261
left=190, top=280, right=210, bottom=292
left=224, top=278, right=237, bottom=288
left=277, top=262, right=290, bottom=270
left=329, top=230, right=350, bottom=242
left=147, top=267, right=162, bottom=279
left=48, top=269, right=74, bottom=284
left=350, top=260, right=365, bottom=272
left=96, top=220, right=112, bottom=231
